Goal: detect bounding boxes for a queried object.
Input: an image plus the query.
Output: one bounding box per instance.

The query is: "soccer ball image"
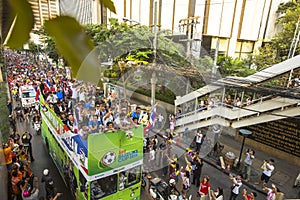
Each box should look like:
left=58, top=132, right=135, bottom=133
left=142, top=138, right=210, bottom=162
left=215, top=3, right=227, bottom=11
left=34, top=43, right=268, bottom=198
left=101, top=152, right=116, bottom=167
left=125, top=131, right=134, bottom=139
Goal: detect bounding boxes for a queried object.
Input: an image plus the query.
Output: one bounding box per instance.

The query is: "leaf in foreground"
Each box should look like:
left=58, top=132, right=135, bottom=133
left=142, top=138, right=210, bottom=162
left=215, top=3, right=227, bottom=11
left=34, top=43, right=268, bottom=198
left=45, top=16, right=100, bottom=84
left=4, top=0, right=34, bottom=49
left=100, top=0, right=116, bottom=13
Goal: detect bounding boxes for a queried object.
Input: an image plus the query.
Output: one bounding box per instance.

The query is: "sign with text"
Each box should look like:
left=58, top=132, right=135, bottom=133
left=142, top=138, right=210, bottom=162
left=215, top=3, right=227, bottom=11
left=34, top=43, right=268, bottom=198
left=88, top=126, right=144, bottom=176
left=247, top=118, right=300, bottom=157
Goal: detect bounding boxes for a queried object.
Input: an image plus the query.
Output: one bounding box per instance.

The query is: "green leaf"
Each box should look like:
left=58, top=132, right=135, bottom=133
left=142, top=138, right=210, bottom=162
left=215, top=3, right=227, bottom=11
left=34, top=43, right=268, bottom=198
left=45, top=16, right=99, bottom=83
left=4, top=0, right=34, bottom=49
left=100, top=0, right=116, bottom=14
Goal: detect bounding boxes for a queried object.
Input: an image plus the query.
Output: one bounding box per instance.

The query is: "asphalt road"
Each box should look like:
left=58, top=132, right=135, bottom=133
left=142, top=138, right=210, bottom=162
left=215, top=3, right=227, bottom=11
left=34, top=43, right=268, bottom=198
left=13, top=105, right=266, bottom=200
left=15, top=114, right=73, bottom=199
left=141, top=130, right=267, bottom=200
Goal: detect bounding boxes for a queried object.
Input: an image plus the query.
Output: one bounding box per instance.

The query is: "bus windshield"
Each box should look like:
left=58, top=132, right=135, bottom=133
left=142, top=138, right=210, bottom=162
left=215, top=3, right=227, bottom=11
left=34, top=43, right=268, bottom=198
left=22, top=91, right=36, bottom=98
left=91, top=174, right=117, bottom=199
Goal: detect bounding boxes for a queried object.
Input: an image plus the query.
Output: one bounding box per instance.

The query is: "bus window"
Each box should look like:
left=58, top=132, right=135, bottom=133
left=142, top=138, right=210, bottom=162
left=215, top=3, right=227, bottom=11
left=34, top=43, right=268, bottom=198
left=91, top=174, right=117, bottom=200
left=119, top=166, right=141, bottom=190
left=22, top=91, right=36, bottom=98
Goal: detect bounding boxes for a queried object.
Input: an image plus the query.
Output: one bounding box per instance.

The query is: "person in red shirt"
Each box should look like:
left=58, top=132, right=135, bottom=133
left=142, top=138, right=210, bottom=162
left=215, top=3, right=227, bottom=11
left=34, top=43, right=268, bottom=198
left=11, top=170, right=22, bottom=200
left=242, top=188, right=257, bottom=200
left=198, top=175, right=211, bottom=200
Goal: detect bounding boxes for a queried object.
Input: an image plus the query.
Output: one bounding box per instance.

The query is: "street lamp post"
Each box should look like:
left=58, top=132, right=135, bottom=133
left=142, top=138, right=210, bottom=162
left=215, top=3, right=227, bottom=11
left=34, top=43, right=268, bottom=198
left=118, top=61, right=127, bottom=100
left=150, top=72, right=157, bottom=107
left=237, top=129, right=253, bottom=169
left=100, top=58, right=113, bottom=97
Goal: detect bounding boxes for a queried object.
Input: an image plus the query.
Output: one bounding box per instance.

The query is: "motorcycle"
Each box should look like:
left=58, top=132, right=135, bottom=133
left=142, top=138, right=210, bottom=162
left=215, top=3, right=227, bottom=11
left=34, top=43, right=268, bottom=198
left=33, top=121, right=41, bottom=135
left=141, top=172, right=152, bottom=188
left=149, top=178, right=182, bottom=200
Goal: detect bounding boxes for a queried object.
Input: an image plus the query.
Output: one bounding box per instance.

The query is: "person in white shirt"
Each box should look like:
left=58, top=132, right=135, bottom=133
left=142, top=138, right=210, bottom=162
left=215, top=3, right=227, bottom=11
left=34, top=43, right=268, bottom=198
left=71, top=83, right=79, bottom=106
left=147, top=145, right=156, bottom=171
left=195, top=129, right=203, bottom=153
left=103, top=110, right=114, bottom=128
left=46, top=93, right=57, bottom=104
left=255, top=159, right=275, bottom=185
left=78, top=87, right=86, bottom=102
left=246, top=95, right=253, bottom=106
left=243, top=149, right=255, bottom=181
left=114, top=113, right=132, bottom=130
left=157, top=113, right=164, bottom=129
left=229, top=174, right=243, bottom=200
left=234, top=97, right=242, bottom=108
left=210, top=187, right=224, bottom=200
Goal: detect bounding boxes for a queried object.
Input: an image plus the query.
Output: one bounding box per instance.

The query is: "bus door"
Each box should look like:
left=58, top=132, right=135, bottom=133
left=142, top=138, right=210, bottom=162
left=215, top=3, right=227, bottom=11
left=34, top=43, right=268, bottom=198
left=117, top=165, right=142, bottom=199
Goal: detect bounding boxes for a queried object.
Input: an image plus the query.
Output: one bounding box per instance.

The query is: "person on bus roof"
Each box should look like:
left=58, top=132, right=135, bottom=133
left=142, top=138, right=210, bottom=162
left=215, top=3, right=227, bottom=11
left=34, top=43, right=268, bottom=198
left=104, top=122, right=115, bottom=133
left=89, top=115, right=103, bottom=134
left=130, top=107, right=141, bottom=122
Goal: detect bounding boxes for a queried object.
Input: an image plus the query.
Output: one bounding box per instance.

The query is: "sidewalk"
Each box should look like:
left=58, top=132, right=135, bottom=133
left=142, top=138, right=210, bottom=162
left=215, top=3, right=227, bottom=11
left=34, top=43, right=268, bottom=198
left=217, top=134, right=300, bottom=199
left=157, top=129, right=300, bottom=199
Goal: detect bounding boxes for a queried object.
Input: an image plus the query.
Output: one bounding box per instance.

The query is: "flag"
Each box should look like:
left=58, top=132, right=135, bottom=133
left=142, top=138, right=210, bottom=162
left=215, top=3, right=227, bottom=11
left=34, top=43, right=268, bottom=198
left=144, top=104, right=157, bottom=133
left=43, top=81, right=50, bottom=93
left=73, top=110, right=79, bottom=134
left=35, top=88, right=40, bottom=101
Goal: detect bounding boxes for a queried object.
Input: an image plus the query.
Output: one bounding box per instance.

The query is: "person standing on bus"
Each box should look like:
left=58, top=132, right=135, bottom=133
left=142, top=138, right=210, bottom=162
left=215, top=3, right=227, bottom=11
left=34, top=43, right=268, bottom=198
left=46, top=92, right=57, bottom=104
left=42, top=169, right=56, bottom=200
left=131, top=106, right=141, bottom=123
left=104, top=122, right=115, bottom=133
left=89, top=115, right=103, bottom=133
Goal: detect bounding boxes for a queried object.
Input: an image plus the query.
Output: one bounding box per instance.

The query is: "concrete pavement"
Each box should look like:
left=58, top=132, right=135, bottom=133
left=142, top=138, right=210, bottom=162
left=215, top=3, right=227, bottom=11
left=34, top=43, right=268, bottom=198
left=161, top=128, right=300, bottom=199
left=143, top=129, right=268, bottom=200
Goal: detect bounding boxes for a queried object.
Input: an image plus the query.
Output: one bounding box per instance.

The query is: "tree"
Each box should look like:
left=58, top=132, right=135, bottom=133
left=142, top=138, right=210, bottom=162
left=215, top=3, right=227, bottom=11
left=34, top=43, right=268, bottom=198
left=84, top=19, right=187, bottom=67
left=251, top=1, right=300, bottom=70
left=217, top=56, right=255, bottom=77
left=33, top=29, right=60, bottom=64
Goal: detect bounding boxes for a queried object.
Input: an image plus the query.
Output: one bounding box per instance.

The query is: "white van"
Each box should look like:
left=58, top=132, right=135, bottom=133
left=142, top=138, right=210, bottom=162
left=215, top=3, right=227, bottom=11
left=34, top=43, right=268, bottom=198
left=19, top=85, right=37, bottom=107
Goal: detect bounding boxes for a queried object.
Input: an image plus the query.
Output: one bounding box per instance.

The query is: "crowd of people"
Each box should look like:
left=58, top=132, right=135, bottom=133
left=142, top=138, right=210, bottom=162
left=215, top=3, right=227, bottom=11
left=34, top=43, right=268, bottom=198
left=3, top=130, right=62, bottom=200
left=3, top=50, right=156, bottom=199
left=2, top=50, right=285, bottom=200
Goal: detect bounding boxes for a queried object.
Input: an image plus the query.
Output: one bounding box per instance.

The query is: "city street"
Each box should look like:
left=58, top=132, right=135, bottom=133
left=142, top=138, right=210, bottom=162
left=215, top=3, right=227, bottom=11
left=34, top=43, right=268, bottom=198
left=14, top=114, right=73, bottom=199
left=141, top=130, right=267, bottom=200
left=14, top=108, right=267, bottom=200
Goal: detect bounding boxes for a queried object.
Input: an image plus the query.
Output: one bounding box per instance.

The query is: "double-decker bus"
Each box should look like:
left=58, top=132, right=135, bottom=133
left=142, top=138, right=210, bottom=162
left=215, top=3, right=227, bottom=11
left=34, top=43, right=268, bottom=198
left=39, top=95, right=143, bottom=200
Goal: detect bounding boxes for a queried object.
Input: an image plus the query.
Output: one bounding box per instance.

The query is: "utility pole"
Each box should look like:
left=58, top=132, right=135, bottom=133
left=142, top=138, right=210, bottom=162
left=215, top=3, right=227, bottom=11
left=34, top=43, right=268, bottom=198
left=179, top=16, right=201, bottom=61
left=179, top=16, right=200, bottom=112
left=151, top=0, right=158, bottom=107
left=287, top=16, right=300, bottom=87
left=288, top=16, right=300, bottom=59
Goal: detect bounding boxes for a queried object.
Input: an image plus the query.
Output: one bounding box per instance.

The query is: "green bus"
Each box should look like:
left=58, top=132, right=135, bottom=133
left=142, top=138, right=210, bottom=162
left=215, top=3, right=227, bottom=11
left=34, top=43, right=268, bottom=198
left=39, top=96, right=143, bottom=200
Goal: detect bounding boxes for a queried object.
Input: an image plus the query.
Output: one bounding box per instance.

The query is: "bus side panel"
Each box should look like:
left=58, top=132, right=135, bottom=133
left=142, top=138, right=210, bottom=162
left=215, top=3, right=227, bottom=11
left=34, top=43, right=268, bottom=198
left=116, top=184, right=141, bottom=200
left=42, top=118, right=80, bottom=198
left=41, top=119, right=64, bottom=174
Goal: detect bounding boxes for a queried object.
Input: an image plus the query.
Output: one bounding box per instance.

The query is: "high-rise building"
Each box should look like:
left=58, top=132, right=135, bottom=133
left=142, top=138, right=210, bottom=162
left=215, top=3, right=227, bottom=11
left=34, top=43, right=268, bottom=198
left=28, top=0, right=60, bottom=29
left=105, top=0, right=289, bottom=58
left=59, top=0, right=104, bottom=25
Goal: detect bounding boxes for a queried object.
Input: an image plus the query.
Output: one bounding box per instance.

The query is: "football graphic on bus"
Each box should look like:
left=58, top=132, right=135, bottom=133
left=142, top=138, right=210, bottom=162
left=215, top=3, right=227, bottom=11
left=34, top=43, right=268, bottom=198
left=102, top=152, right=116, bottom=167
